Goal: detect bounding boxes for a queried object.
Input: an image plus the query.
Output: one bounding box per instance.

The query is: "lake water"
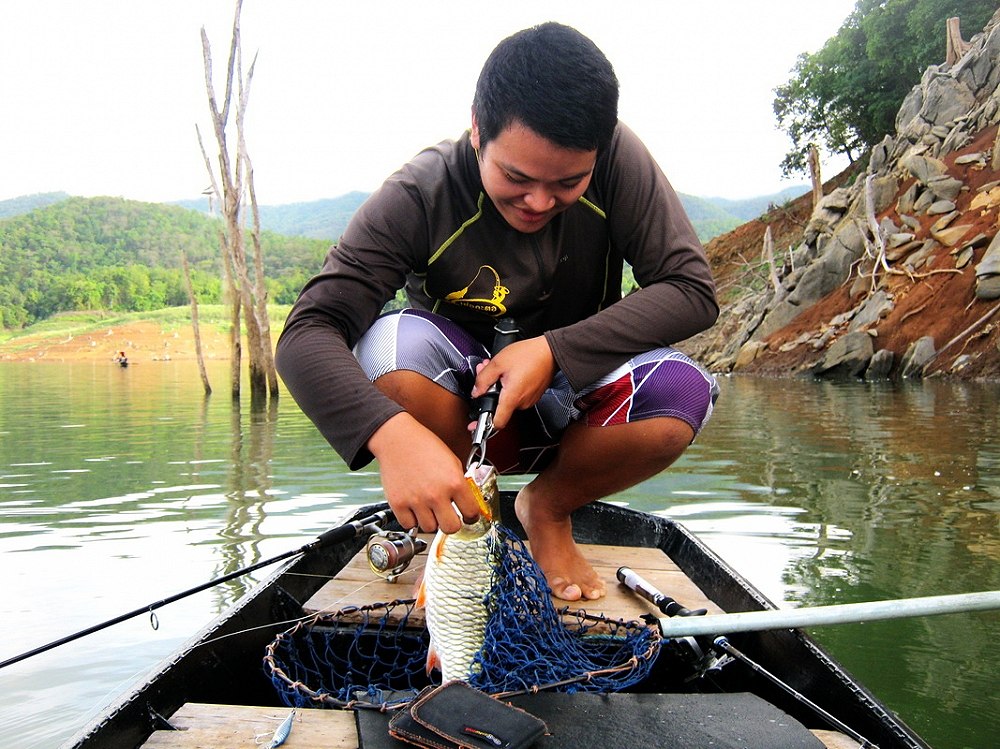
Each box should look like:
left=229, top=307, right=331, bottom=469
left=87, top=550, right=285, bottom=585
left=1, top=361, right=997, bottom=749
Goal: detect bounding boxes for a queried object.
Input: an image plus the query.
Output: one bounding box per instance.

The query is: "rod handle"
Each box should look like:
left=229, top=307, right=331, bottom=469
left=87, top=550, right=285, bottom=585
left=479, top=317, right=520, bottom=404
left=617, top=566, right=707, bottom=617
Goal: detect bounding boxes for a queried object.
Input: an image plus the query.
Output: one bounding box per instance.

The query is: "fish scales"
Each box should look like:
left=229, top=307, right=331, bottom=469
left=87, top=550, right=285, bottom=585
left=419, top=464, right=500, bottom=682
left=422, top=521, right=497, bottom=682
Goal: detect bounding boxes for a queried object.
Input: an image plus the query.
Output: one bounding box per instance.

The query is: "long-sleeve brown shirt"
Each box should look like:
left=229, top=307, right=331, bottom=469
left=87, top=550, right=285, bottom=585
left=276, top=122, right=717, bottom=468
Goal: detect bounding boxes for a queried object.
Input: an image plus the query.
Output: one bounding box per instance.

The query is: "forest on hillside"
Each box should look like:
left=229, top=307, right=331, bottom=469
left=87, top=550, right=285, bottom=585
left=0, top=196, right=329, bottom=328
left=0, top=186, right=806, bottom=331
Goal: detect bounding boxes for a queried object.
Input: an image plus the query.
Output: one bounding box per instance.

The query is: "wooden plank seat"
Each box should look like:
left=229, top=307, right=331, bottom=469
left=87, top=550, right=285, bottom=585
left=303, top=538, right=724, bottom=626
left=140, top=703, right=355, bottom=748
left=142, top=703, right=859, bottom=749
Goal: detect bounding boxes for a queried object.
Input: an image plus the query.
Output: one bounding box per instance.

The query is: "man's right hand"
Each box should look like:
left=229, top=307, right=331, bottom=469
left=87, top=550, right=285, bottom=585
left=367, top=412, right=480, bottom=534
left=472, top=336, right=556, bottom=430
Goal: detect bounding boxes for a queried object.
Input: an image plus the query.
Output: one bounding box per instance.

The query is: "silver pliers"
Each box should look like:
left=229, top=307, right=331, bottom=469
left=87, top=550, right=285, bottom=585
left=466, top=318, right=519, bottom=470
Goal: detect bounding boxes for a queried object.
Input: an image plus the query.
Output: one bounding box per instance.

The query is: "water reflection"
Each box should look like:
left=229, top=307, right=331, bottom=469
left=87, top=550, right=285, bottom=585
left=655, top=377, right=1000, bottom=748
left=668, top=378, right=1000, bottom=599
left=0, top=364, right=997, bottom=749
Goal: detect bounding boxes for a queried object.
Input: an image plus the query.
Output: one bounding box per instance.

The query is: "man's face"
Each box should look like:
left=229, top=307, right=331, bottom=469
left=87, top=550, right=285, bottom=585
left=471, top=117, right=597, bottom=233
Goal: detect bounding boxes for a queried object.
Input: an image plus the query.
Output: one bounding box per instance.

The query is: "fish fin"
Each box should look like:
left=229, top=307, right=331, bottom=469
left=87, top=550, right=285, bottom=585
left=425, top=644, right=440, bottom=676
left=435, top=533, right=448, bottom=559
left=414, top=573, right=426, bottom=608
left=413, top=568, right=427, bottom=608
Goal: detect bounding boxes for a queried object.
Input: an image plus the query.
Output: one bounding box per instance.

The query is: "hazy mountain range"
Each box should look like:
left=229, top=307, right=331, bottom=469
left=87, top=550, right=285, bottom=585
left=2, top=186, right=807, bottom=244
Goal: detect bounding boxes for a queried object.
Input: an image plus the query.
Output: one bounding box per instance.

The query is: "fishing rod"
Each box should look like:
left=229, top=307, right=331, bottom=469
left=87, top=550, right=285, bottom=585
left=652, top=590, right=1000, bottom=638
left=0, top=509, right=392, bottom=671
left=710, top=635, right=877, bottom=748
left=616, top=566, right=708, bottom=618
left=367, top=318, right=520, bottom=583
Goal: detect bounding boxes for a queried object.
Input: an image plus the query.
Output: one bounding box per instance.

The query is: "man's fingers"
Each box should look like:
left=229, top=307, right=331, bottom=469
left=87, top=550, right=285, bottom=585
left=393, top=507, right=419, bottom=531
left=455, top=497, right=482, bottom=526
left=491, top=394, right=515, bottom=430
left=436, top=509, right=463, bottom=535
left=470, top=359, right=496, bottom=399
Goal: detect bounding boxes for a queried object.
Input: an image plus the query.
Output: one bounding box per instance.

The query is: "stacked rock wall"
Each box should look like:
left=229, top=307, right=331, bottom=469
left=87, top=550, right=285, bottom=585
left=689, top=10, right=1000, bottom=381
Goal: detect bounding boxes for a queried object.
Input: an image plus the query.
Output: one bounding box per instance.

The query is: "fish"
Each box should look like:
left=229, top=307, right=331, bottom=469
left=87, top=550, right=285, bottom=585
left=257, top=708, right=295, bottom=748
left=416, top=462, right=501, bottom=682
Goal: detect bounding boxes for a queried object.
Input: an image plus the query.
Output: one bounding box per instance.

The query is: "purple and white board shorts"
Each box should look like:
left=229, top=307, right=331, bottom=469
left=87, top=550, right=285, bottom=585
left=355, top=309, right=718, bottom=473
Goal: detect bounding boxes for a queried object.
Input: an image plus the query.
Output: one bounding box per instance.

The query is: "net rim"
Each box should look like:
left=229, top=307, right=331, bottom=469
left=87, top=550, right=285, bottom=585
left=263, top=597, right=661, bottom=711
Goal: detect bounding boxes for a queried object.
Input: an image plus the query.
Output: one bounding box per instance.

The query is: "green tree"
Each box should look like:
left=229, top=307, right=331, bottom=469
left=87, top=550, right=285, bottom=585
left=774, top=0, right=997, bottom=177
left=0, top=284, right=29, bottom=328
left=47, top=274, right=104, bottom=312
left=0, top=195, right=325, bottom=329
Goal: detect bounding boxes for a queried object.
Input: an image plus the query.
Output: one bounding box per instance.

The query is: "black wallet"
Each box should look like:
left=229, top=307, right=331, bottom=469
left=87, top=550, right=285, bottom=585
left=387, top=681, right=547, bottom=749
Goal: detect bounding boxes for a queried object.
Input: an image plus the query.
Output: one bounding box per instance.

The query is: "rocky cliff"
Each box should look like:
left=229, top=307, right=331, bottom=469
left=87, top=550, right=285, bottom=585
left=684, top=10, right=1000, bottom=382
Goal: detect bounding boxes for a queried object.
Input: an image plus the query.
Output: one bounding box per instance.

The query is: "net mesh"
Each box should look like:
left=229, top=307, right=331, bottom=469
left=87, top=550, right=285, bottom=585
left=264, top=524, right=660, bottom=709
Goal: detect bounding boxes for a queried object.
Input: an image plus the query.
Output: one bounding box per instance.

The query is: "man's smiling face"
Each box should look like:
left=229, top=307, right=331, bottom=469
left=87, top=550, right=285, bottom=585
left=471, top=117, right=597, bottom=233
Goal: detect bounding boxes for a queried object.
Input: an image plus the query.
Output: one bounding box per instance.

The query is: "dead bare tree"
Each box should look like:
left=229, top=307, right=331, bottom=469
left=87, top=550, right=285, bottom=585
left=242, top=145, right=279, bottom=396
left=197, top=0, right=276, bottom=404
left=761, top=226, right=784, bottom=298
left=858, top=174, right=959, bottom=294
left=182, top=252, right=212, bottom=395
left=808, top=144, right=823, bottom=209
left=945, top=17, right=971, bottom=65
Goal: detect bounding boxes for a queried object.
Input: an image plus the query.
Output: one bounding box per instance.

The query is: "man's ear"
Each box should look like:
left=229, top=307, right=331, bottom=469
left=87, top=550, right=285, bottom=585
left=470, top=109, right=481, bottom=152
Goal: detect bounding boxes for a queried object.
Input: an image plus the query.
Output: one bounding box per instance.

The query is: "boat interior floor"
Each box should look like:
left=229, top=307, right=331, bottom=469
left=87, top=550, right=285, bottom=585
left=138, top=540, right=861, bottom=749
left=303, top=536, right=725, bottom=623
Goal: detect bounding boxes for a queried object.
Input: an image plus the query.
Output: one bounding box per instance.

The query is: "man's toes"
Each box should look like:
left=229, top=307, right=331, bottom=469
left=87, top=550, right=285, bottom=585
left=549, top=577, right=583, bottom=602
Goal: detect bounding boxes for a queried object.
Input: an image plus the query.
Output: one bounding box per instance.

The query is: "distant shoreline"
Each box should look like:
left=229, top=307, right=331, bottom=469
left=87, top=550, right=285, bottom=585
left=0, top=307, right=290, bottom=363
left=0, top=319, right=233, bottom=363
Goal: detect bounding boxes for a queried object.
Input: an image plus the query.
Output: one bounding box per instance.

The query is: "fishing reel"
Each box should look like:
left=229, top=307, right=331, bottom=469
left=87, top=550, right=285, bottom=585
left=617, top=566, right=733, bottom=681
left=366, top=528, right=428, bottom=582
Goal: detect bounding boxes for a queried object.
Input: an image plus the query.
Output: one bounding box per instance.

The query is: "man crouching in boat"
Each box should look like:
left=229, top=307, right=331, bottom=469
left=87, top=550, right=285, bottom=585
left=275, top=23, right=719, bottom=602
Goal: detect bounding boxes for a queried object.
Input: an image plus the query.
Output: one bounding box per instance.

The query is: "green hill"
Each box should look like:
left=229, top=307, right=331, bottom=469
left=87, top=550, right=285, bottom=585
left=677, top=194, right=743, bottom=241
left=0, top=196, right=328, bottom=328
left=174, top=191, right=368, bottom=241
left=0, top=184, right=809, bottom=330
left=0, top=192, right=71, bottom=219
left=699, top=186, right=809, bottom=221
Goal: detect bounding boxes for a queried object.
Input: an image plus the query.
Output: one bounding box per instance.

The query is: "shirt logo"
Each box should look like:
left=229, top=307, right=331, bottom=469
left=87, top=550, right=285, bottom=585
left=445, top=265, right=509, bottom=316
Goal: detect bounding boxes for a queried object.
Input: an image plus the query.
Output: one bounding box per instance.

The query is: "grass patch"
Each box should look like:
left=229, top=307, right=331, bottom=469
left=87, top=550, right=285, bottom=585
left=0, top=305, right=292, bottom=349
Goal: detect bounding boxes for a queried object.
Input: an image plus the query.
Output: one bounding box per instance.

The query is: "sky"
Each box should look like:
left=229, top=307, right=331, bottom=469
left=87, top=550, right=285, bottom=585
left=0, top=1, right=859, bottom=206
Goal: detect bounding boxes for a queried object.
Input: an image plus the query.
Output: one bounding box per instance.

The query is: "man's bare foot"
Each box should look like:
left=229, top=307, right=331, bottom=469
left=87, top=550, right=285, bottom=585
left=514, top=487, right=606, bottom=602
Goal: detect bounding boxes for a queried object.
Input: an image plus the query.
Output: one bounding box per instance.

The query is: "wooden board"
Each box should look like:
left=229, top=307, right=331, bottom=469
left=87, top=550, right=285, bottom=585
left=141, top=703, right=356, bottom=748
left=303, top=536, right=724, bottom=626
left=141, top=703, right=856, bottom=749
left=140, top=540, right=854, bottom=749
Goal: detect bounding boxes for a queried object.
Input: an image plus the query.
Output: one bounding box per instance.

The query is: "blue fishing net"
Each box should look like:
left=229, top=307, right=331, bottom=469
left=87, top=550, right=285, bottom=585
left=264, top=524, right=660, bottom=709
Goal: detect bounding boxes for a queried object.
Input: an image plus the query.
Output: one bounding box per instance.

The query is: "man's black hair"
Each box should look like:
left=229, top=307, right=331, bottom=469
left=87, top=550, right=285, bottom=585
left=472, top=22, right=619, bottom=153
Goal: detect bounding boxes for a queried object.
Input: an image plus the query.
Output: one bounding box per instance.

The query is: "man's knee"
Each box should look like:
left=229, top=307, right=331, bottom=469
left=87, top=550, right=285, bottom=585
left=651, top=416, right=696, bottom=459
left=356, top=310, right=484, bottom=395
left=610, top=415, right=694, bottom=461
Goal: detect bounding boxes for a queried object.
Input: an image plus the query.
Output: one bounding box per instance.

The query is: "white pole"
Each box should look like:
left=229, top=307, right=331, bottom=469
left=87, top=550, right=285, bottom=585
left=657, top=590, right=1000, bottom=638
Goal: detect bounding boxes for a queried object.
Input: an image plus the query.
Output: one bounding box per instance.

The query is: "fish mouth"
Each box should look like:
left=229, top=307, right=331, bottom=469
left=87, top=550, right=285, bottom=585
left=466, top=463, right=500, bottom=521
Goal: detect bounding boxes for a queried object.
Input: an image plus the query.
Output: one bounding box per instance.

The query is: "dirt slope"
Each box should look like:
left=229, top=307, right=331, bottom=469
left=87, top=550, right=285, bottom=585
left=0, top=320, right=232, bottom=363
left=690, top=131, right=1000, bottom=381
